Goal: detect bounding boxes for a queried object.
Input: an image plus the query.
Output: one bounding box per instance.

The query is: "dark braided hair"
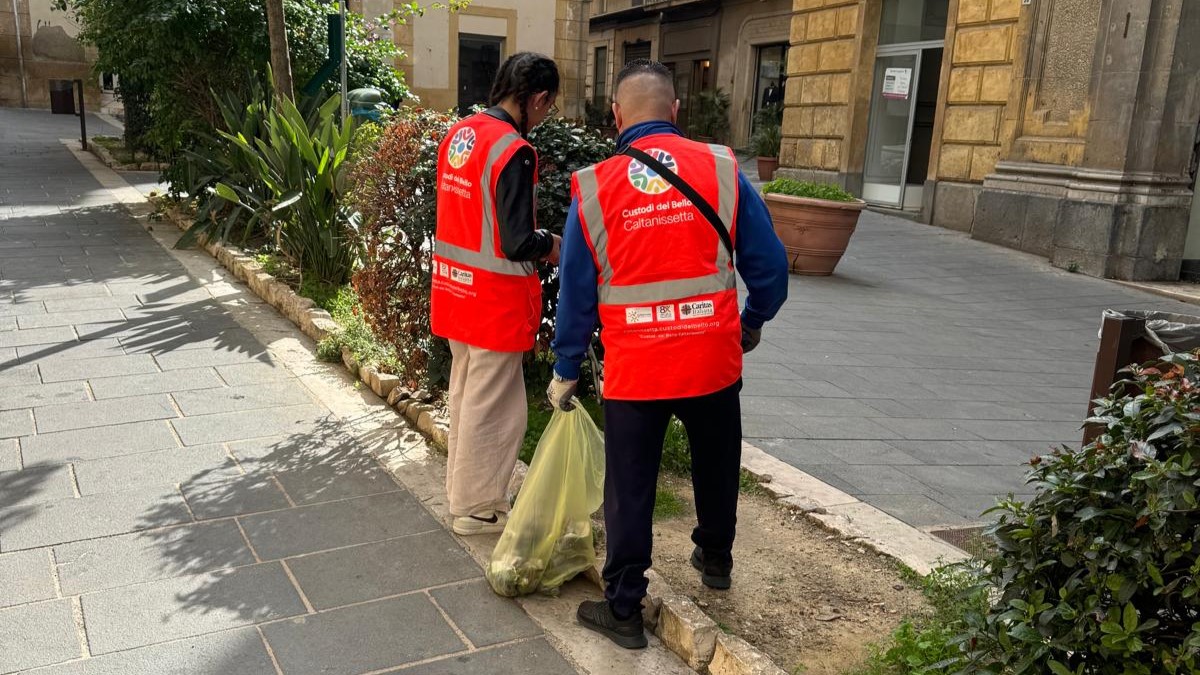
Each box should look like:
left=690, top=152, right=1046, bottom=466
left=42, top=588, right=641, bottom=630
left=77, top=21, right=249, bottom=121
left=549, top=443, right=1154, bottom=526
left=488, top=52, right=560, bottom=136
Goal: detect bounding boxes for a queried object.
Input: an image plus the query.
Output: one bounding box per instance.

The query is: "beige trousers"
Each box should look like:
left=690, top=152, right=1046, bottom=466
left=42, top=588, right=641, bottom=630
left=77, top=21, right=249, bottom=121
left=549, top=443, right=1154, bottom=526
left=446, top=340, right=528, bottom=517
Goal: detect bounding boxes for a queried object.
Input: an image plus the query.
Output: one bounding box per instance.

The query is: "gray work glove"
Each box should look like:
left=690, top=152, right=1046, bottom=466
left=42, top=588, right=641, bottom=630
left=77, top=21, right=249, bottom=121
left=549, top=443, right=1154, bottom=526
left=547, top=375, right=578, bottom=411
left=741, top=325, right=762, bottom=354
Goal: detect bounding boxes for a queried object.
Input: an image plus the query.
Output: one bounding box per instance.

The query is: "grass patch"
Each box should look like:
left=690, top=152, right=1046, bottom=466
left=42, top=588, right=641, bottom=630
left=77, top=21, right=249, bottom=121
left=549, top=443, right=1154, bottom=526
left=739, top=468, right=768, bottom=496
left=653, top=485, right=686, bottom=521
left=849, top=564, right=986, bottom=675
left=92, top=135, right=158, bottom=165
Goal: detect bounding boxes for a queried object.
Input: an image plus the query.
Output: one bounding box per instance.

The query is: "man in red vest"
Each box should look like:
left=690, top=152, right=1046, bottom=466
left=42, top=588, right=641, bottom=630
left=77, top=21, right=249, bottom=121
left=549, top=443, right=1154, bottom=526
left=431, top=53, right=561, bottom=536
left=548, top=60, right=789, bottom=648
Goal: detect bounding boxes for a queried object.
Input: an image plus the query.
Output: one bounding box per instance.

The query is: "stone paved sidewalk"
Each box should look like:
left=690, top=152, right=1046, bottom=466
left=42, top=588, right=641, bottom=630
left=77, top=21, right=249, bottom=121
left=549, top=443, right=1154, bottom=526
left=0, top=108, right=579, bottom=674
left=746, top=208, right=1196, bottom=529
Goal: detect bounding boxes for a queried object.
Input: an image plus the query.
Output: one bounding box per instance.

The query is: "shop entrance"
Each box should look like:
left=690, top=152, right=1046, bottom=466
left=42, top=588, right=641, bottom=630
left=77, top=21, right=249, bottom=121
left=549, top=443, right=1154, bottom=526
left=862, top=0, right=947, bottom=209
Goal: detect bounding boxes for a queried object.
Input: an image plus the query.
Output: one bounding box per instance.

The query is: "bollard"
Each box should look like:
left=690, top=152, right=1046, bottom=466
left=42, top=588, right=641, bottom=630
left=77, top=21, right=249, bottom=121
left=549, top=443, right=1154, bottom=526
left=74, top=79, right=87, bottom=151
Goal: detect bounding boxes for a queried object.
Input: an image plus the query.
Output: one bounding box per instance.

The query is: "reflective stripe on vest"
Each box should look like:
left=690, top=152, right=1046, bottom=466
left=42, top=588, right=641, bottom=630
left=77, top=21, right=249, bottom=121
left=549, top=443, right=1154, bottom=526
left=434, top=132, right=536, bottom=277
left=577, top=144, right=738, bottom=305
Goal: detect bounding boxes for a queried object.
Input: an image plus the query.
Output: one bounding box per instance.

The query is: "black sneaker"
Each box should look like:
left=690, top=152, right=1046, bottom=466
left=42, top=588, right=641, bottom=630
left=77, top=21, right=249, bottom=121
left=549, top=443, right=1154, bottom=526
left=691, top=547, right=732, bottom=590
left=576, top=600, right=647, bottom=650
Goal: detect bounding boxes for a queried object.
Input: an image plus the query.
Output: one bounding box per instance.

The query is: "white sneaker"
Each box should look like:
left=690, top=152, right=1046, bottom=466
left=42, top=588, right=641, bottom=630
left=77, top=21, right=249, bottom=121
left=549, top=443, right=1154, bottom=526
left=452, top=511, right=507, bottom=536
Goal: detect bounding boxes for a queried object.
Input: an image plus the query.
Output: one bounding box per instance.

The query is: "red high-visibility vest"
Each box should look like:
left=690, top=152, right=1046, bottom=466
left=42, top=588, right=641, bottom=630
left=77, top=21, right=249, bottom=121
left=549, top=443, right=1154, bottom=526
left=571, top=133, right=742, bottom=401
left=431, top=113, right=542, bottom=352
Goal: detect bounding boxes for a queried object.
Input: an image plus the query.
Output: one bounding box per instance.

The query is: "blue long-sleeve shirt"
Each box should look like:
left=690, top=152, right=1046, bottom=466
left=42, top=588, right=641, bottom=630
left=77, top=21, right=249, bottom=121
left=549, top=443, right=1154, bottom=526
left=551, top=120, right=790, bottom=380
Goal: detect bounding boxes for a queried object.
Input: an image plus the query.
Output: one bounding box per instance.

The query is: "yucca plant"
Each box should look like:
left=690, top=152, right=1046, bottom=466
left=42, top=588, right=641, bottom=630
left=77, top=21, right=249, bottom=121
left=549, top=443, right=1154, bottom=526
left=211, top=92, right=359, bottom=285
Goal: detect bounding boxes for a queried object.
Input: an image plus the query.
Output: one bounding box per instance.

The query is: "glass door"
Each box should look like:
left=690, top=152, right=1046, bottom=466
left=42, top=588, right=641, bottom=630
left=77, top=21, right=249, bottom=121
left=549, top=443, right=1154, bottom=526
left=862, top=51, right=920, bottom=208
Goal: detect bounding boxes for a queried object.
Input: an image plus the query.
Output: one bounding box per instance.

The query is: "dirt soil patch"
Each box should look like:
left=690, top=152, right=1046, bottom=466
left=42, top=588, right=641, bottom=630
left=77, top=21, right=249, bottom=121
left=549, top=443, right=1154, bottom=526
left=647, top=476, right=927, bottom=675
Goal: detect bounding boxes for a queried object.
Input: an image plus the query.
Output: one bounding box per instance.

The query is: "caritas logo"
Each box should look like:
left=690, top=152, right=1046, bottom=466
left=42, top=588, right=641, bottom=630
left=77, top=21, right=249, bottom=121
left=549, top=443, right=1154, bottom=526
left=679, top=300, right=715, bottom=319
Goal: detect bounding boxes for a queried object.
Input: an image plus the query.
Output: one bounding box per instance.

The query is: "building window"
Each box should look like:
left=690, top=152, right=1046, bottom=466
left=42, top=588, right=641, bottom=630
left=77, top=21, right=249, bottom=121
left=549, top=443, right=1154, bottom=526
left=624, top=40, right=651, bottom=65
left=879, top=0, right=949, bottom=45
left=458, top=34, right=505, bottom=115
left=593, top=46, right=608, bottom=107
left=752, top=44, right=787, bottom=133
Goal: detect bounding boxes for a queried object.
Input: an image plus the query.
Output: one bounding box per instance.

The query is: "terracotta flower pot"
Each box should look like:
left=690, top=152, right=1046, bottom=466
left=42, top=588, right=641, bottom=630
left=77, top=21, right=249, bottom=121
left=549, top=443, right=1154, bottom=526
left=764, top=192, right=865, bottom=276
left=756, top=156, right=779, bottom=182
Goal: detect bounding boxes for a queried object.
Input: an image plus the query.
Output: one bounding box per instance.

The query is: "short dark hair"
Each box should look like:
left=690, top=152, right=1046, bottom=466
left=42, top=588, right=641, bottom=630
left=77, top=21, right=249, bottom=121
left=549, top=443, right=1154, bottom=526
left=614, top=59, right=674, bottom=97
left=489, top=52, right=560, bottom=135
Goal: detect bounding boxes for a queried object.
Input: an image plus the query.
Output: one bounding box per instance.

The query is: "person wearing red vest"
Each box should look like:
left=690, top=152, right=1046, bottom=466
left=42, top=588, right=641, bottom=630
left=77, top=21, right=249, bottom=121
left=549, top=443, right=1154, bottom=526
left=548, top=60, right=789, bottom=648
left=432, top=53, right=561, bottom=536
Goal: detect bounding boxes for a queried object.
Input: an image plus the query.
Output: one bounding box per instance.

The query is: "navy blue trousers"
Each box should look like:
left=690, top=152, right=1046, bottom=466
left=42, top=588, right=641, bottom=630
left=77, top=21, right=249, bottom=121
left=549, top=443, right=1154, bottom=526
left=601, top=380, right=743, bottom=619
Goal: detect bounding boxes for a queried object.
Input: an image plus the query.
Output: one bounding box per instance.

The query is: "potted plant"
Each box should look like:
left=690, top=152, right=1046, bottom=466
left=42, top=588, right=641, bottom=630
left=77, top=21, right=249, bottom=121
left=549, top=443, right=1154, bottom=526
left=688, top=89, right=730, bottom=143
left=751, top=122, right=781, bottom=181
left=762, top=178, right=865, bottom=276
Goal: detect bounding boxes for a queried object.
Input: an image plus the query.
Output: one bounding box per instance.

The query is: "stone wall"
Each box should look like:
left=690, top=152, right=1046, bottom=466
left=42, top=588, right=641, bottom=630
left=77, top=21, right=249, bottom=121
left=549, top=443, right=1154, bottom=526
left=778, top=0, right=867, bottom=185
left=0, top=0, right=99, bottom=109
left=555, top=0, right=588, bottom=120
left=714, top=0, right=791, bottom=148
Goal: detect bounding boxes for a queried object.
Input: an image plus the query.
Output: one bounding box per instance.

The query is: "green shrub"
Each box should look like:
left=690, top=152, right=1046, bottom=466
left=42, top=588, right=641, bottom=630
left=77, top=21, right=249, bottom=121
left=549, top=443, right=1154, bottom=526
left=762, top=178, right=856, bottom=203
left=751, top=122, right=781, bottom=158
left=688, top=88, right=731, bottom=141
left=958, top=352, right=1200, bottom=675
left=204, top=92, right=359, bottom=285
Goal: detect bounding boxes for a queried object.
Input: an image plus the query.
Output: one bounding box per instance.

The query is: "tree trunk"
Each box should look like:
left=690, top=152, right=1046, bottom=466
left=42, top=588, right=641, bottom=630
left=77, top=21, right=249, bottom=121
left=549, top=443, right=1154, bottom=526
left=265, top=0, right=294, bottom=101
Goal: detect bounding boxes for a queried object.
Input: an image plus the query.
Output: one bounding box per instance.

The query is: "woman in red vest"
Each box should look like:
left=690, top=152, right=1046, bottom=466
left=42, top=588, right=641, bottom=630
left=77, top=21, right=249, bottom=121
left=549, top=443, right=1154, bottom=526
left=431, top=53, right=561, bottom=535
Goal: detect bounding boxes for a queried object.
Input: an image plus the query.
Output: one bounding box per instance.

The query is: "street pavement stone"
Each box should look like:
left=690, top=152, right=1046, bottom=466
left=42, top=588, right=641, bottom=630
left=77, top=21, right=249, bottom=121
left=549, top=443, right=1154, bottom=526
left=32, top=393, right=177, bottom=433
left=71, top=444, right=238, bottom=496
left=170, top=404, right=327, bottom=445
left=0, top=549, right=56, bottom=608
left=171, top=380, right=314, bottom=416
left=81, top=562, right=306, bottom=654
left=430, top=579, right=545, bottom=648
left=285, top=531, right=481, bottom=610
left=260, top=594, right=466, bottom=675
left=399, top=639, right=578, bottom=675
left=86, top=367, right=224, bottom=399
left=747, top=208, right=1195, bottom=526
left=0, top=439, right=19, bottom=471
left=0, top=599, right=82, bottom=672
left=23, top=629, right=277, bottom=675
left=19, top=419, right=180, bottom=464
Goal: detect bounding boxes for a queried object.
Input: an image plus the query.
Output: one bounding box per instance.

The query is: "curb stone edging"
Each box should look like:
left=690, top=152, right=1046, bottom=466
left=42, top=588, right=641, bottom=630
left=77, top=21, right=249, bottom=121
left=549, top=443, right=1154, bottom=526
left=88, top=140, right=170, bottom=172
left=159, top=200, right=962, bottom=675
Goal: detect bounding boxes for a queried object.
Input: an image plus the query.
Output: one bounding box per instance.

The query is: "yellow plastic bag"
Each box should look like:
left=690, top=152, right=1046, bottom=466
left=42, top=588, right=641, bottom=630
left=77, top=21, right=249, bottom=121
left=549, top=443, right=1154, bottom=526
left=486, top=401, right=605, bottom=597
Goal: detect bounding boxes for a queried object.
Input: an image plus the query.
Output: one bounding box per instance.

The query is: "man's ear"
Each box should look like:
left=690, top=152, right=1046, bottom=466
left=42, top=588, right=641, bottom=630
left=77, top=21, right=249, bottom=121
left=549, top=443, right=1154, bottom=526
left=612, top=102, right=622, bottom=131
left=670, top=99, right=681, bottom=125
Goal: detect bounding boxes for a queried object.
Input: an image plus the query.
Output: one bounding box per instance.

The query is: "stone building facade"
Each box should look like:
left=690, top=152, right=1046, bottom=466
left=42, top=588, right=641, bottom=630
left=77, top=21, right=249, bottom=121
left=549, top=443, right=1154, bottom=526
left=367, top=0, right=588, bottom=119
left=778, top=0, right=1200, bottom=281
left=1, top=0, right=101, bottom=109
left=584, top=0, right=792, bottom=148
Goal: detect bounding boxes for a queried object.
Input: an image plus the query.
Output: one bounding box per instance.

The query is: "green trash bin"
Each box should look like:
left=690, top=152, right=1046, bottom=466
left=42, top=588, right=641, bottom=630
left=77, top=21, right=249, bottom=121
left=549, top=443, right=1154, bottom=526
left=49, top=80, right=76, bottom=115
left=347, top=87, right=387, bottom=122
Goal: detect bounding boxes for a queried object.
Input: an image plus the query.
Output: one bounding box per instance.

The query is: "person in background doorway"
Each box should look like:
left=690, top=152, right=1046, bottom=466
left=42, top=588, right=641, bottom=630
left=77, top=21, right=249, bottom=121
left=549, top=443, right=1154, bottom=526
left=547, top=59, right=789, bottom=648
left=431, top=52, right=562, bottom=536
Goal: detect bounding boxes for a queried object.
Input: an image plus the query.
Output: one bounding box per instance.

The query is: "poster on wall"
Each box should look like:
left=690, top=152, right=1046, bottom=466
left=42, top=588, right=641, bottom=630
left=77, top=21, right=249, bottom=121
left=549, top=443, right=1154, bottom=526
left=882, top=68, right=912, bottom=100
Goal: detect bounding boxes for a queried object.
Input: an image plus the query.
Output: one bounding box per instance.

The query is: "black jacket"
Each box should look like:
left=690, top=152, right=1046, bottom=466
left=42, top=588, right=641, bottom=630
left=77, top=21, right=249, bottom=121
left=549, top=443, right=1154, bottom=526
left=484, top=107, right=553, bottom=262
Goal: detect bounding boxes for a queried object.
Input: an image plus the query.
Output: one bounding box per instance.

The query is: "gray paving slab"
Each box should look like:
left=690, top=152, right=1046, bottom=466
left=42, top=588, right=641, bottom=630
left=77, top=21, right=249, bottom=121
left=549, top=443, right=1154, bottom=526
left=0, top=464, right=76, bottom=507
left=0, top=326, right=77, bottom=348
left=0, top=487, right=190, bottom=551
left=430, top=579, right=543, bottom=648
left=54, top=520, right=256, bottom=596
left=41, top=295, right=142, bottom=313
left=33, top=394, right=177, bottom=433
left=239, top=492, right=442, bottom=560
left=287, top=531, right=480, bottom=610
left=86, top=367, right=224, bottom=400
left=0, top=599, right=81, bottom=672
left=16, top=309, right=126, bottom=330
left=859, top=494, right=976, bottom=528
left=181, top=473, right=293, bottom=519
left=170, top=404, right=328, bottom=446
left=0, top=439, right=18, bottom=471
left=172, top=381, right=313, bottom=416
left=213, top=361, right=296, bottom=386
left=38, top=354, right=159, bottom=383
left=0, top=549, right=57, bottom=608
left=24, top=628, right=276, bottom=675
left=154, top=347, right=273, bottom=371
left=260, top=594, right=465, bottom=675
left=0, top=409, right=33, bottom=438
left=17, top=338, right=125, bottom=362
left=72, top=445, right=237, bottom=496
left=81, top=562, right=306, bottom=654
left=20, top=420, right=179, bottom=464
left=401, top=639, right=577, bottom=675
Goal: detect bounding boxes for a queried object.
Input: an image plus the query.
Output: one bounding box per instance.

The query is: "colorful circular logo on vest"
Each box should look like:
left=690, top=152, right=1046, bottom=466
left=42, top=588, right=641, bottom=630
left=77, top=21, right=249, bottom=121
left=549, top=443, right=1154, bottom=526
left=627, top=149, right=677, bottom=194
left=447, top=127, right=476, bottom=169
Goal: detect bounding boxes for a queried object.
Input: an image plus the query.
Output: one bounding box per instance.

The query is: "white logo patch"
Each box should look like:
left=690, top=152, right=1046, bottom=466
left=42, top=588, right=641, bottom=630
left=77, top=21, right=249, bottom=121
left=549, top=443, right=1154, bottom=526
left=625, top=307, right=654, bottom=325
left=439, top=262, right=449, bottom=277
left=679, top=300, right=715, bottom=319
left=450, top=268, right=474, bottom=286
left=656, top=304, right=676, bottom=322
